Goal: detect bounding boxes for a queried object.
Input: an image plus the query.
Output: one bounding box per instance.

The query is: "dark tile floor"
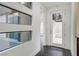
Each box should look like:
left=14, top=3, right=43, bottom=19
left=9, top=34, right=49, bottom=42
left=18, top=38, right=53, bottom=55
left=36, top=46, right=71, bottom=56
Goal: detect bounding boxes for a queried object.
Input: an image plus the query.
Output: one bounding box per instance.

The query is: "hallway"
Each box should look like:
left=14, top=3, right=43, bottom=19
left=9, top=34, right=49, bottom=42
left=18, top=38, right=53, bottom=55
left=36, top=46, right=71, bottom=56
left=0, top=2, right=76, bottom=56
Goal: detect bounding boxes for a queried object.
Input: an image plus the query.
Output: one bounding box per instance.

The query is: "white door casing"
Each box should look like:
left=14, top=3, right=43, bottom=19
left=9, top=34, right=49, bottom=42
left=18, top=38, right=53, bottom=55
left=50, top=9, right=65, bottom=48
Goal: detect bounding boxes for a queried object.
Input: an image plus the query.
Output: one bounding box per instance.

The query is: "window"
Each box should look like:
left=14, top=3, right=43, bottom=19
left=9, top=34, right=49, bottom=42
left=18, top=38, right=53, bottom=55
left=53, top=22, right=62, bottom=44
left=9, top=32, right=20, bottom=42
left=0, top=31, right=32, bottom=52
left=0, top=5, right=32, bottom=25
left=7, top=12, right=20, bottom=24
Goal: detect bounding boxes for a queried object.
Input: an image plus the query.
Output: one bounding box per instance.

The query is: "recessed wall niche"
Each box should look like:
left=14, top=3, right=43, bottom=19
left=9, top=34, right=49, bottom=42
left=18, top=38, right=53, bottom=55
left=0, top=5, right=32, bottom=25
left=0, top=4, right=32, bottom=52
left=0, top=31, right=32, bottom=52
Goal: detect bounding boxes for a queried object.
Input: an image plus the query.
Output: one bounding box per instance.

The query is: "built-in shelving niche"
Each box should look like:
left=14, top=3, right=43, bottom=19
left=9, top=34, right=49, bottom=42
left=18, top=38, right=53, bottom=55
left=0, top=5, right=32, bottom=25
left=0, top=4, right=32, bottom=52
left=0, top=31, right=32, bottom=52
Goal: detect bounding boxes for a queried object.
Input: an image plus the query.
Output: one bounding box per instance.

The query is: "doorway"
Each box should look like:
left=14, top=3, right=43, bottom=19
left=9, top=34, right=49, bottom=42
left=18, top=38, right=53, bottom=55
left=50, top=10, right=64, bottom=48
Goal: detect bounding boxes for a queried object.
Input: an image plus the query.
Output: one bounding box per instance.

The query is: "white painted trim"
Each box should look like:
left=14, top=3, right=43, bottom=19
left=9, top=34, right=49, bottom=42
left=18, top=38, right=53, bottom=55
left=0, top=40, right=32, bottom=54
left=50, top=9, right=65, bottom=48
left=0, top=24, right=32, bottom=32
left=0, top=2, right=32, bottom=15
left=71, top=2, right=77, bottom=56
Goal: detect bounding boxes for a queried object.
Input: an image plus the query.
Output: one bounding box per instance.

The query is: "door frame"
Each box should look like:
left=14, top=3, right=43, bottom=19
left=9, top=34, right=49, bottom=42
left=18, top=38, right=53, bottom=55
left=50, top=9, right=65, bottom=48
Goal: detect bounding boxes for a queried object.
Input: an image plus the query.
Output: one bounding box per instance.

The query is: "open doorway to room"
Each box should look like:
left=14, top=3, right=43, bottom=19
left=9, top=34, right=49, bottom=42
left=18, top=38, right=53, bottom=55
left=50, top=10, right=64, bottom=48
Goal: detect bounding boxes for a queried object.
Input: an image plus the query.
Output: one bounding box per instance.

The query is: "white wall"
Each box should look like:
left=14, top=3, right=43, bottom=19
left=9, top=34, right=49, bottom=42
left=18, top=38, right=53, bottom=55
left=0, top=2, right=41, bottom=56
left=39, top=4, right=47, bottom=46
left=45, top=3, right=72, bottom=50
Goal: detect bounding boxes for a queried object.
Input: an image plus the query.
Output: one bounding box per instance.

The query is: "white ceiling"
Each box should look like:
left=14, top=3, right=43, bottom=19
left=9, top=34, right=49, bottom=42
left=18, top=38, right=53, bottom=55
left=40, top=2, right=71, bottom=8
